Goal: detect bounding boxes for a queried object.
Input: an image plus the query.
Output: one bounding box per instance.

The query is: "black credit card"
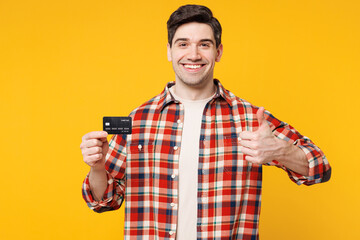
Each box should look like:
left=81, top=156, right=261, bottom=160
left=103, top=117, right=132, bottom=134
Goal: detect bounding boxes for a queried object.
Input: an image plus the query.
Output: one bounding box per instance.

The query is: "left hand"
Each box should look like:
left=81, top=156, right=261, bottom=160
left=239, top=107, right=284, bottom=165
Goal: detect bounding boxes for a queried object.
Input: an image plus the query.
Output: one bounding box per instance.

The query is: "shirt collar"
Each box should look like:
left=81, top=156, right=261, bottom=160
left=158, top=79, right=233, bottom=112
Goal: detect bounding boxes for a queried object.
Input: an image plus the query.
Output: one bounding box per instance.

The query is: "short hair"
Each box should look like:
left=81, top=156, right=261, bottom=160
left=167, top=4, right=222, bottom=48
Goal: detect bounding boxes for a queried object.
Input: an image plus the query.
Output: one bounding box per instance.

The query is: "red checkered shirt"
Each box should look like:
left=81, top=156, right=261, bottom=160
left=82, top=79, right=331, bottom=239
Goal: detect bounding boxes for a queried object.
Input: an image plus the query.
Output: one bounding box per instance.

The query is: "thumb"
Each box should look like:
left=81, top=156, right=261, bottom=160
left=102, top=140, right=109, bottom=160
left=256, top=107, right=266, bottom=126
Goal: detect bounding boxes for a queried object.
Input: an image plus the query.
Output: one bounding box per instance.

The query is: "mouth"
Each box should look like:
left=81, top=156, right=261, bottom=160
left=181, top=63, right=206, bottom=72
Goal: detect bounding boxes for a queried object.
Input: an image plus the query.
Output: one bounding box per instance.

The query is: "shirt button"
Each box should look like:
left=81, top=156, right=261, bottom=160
left=170, top=202, right=175, bottom=207
left=171, top=174, right=176, bottom=179
left=138, top=144, right=142, bottom=150
left=169, top=231, right=174, bottom=236
left=173, top=146, right=178, bottom=150
left=177, top=119, right=181, bottom=124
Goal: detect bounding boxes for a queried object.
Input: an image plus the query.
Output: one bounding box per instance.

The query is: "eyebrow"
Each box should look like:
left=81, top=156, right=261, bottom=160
left=173, top=38, right=215, bottom=45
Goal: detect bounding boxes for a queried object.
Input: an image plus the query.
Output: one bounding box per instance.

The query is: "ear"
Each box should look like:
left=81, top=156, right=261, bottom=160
left=167, top=43, right=172, bottom=62
left=215, top=43, right=223, bottom=62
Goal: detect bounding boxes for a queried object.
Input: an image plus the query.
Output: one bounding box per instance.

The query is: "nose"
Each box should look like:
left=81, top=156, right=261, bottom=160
left=187, top=45, right=201, bottom=61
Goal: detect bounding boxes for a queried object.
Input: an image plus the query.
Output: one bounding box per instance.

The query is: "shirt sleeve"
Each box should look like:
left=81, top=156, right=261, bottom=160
left=82, top=133, right=127, bottom=212
left=264, top=111, right=331, bottom=186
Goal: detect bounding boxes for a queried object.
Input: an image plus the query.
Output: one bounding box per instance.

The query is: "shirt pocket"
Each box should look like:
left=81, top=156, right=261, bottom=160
left=222, top=135, right=247, bottom=176
left=126, top=140, right=155, bottom=184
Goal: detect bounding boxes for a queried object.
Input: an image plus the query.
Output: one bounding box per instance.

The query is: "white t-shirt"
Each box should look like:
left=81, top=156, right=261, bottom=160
left=170, top=87, right=214, bottom=239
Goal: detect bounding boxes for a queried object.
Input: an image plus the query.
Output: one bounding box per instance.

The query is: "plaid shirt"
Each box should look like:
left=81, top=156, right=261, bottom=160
left=82, top=79, right=331, bottom=239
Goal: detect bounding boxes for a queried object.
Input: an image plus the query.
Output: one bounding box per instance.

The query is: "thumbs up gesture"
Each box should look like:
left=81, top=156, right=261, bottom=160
left=239, top=107, right=284, bottom=165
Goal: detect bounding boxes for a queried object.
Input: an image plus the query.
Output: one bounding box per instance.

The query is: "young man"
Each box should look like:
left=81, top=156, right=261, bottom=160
left=80, top=5, right=331, bottom=239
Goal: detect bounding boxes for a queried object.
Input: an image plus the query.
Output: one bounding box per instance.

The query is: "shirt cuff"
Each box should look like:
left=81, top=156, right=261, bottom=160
left=82, top=171, right=115, bottom=210
left=293, top=139, right=330, bottom=185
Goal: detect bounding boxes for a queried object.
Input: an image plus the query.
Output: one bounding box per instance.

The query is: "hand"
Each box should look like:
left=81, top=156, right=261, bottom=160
left=239, top=107, right=284, bottom=165
left=80, top=131, right=109, bottom=169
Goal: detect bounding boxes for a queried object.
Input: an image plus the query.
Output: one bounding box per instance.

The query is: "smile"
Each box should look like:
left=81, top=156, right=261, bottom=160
left=181, top=64, right=206, bottom=71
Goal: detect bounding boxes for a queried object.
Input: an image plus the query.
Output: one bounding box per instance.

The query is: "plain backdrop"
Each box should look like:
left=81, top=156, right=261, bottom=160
left=1, top=0, right=359, bottom=239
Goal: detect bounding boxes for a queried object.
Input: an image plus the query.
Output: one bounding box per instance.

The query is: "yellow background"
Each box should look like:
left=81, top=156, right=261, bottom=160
left=1, top=0, right=359, bottom=239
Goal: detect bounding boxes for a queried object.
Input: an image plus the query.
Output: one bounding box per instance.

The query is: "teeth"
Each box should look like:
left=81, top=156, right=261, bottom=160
left=184, top=64, right=202, bottom=69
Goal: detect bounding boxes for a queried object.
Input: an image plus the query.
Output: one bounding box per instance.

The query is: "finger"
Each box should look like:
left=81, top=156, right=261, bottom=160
left=239, top=131, right=256, bottom=140
left=84, top=146, right=103, bottom=156
left=239, top=140, right=258, bottom=150
left=82, top=131, right=108, bottom=141
left=256, top=107, right=266, bottom=126
left=85, top=139, right=105, bottom=148
left=84, top=153, right=103, bottom=164
left=240, top=146, right=257, bottom=157
left=240, top=147, right=261, bottom=164
left=80, top=138, right=106, bottom=150
left=244, top=155, right=259, bottom=164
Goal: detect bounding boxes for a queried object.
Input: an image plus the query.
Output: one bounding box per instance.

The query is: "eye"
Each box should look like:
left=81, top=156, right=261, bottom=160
left=178, top=42, right=188, bottom=47
left=200, top=43, right=211, bottom=48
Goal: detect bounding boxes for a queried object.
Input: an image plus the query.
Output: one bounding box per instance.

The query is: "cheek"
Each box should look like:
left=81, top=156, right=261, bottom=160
left=174, top=55, right=186, bottom=64
left=204, top=52, right=217, bottom=62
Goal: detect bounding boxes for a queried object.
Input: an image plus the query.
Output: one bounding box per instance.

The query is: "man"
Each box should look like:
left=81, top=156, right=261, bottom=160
left=80, top=4, right=331, bottom=239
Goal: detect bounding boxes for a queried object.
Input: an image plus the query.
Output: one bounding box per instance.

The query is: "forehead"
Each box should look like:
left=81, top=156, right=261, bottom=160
left=173, top=22, right=215, bottom=43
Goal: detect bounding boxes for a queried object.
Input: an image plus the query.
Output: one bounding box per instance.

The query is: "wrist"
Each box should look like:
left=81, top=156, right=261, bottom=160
left=274, top=138, right=293, bottom=164
left=274, top=138, right=309, bottom=176
left=90, top=165, right=106, bottom=174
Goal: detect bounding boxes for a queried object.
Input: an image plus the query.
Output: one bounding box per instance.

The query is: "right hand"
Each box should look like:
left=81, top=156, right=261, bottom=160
left=80, top=131, right=109, bottom=169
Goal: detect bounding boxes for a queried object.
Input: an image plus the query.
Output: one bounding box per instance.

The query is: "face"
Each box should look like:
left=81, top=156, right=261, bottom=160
left=167, top=22, right=223, bottom=88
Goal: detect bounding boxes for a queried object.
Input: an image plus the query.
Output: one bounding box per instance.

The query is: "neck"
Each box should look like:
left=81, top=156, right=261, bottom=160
left=173, top=79, right=216, bottom=101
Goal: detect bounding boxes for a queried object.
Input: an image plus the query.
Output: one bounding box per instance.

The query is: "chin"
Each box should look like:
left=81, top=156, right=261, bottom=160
left=179, top=78, right=207, bottom=87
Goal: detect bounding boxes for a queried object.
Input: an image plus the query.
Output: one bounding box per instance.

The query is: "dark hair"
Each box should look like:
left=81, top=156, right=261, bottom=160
left=167, top=4, right=222, bottom=48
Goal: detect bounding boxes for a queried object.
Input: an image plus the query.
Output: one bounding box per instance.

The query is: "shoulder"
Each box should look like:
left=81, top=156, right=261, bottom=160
left=225, top=88, right=258, bottom=113
left=128, top=91, right=163, bottom=119
left=125, top=89, right=168, bottom=144
left=228, top=89, right=285, bottom=129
